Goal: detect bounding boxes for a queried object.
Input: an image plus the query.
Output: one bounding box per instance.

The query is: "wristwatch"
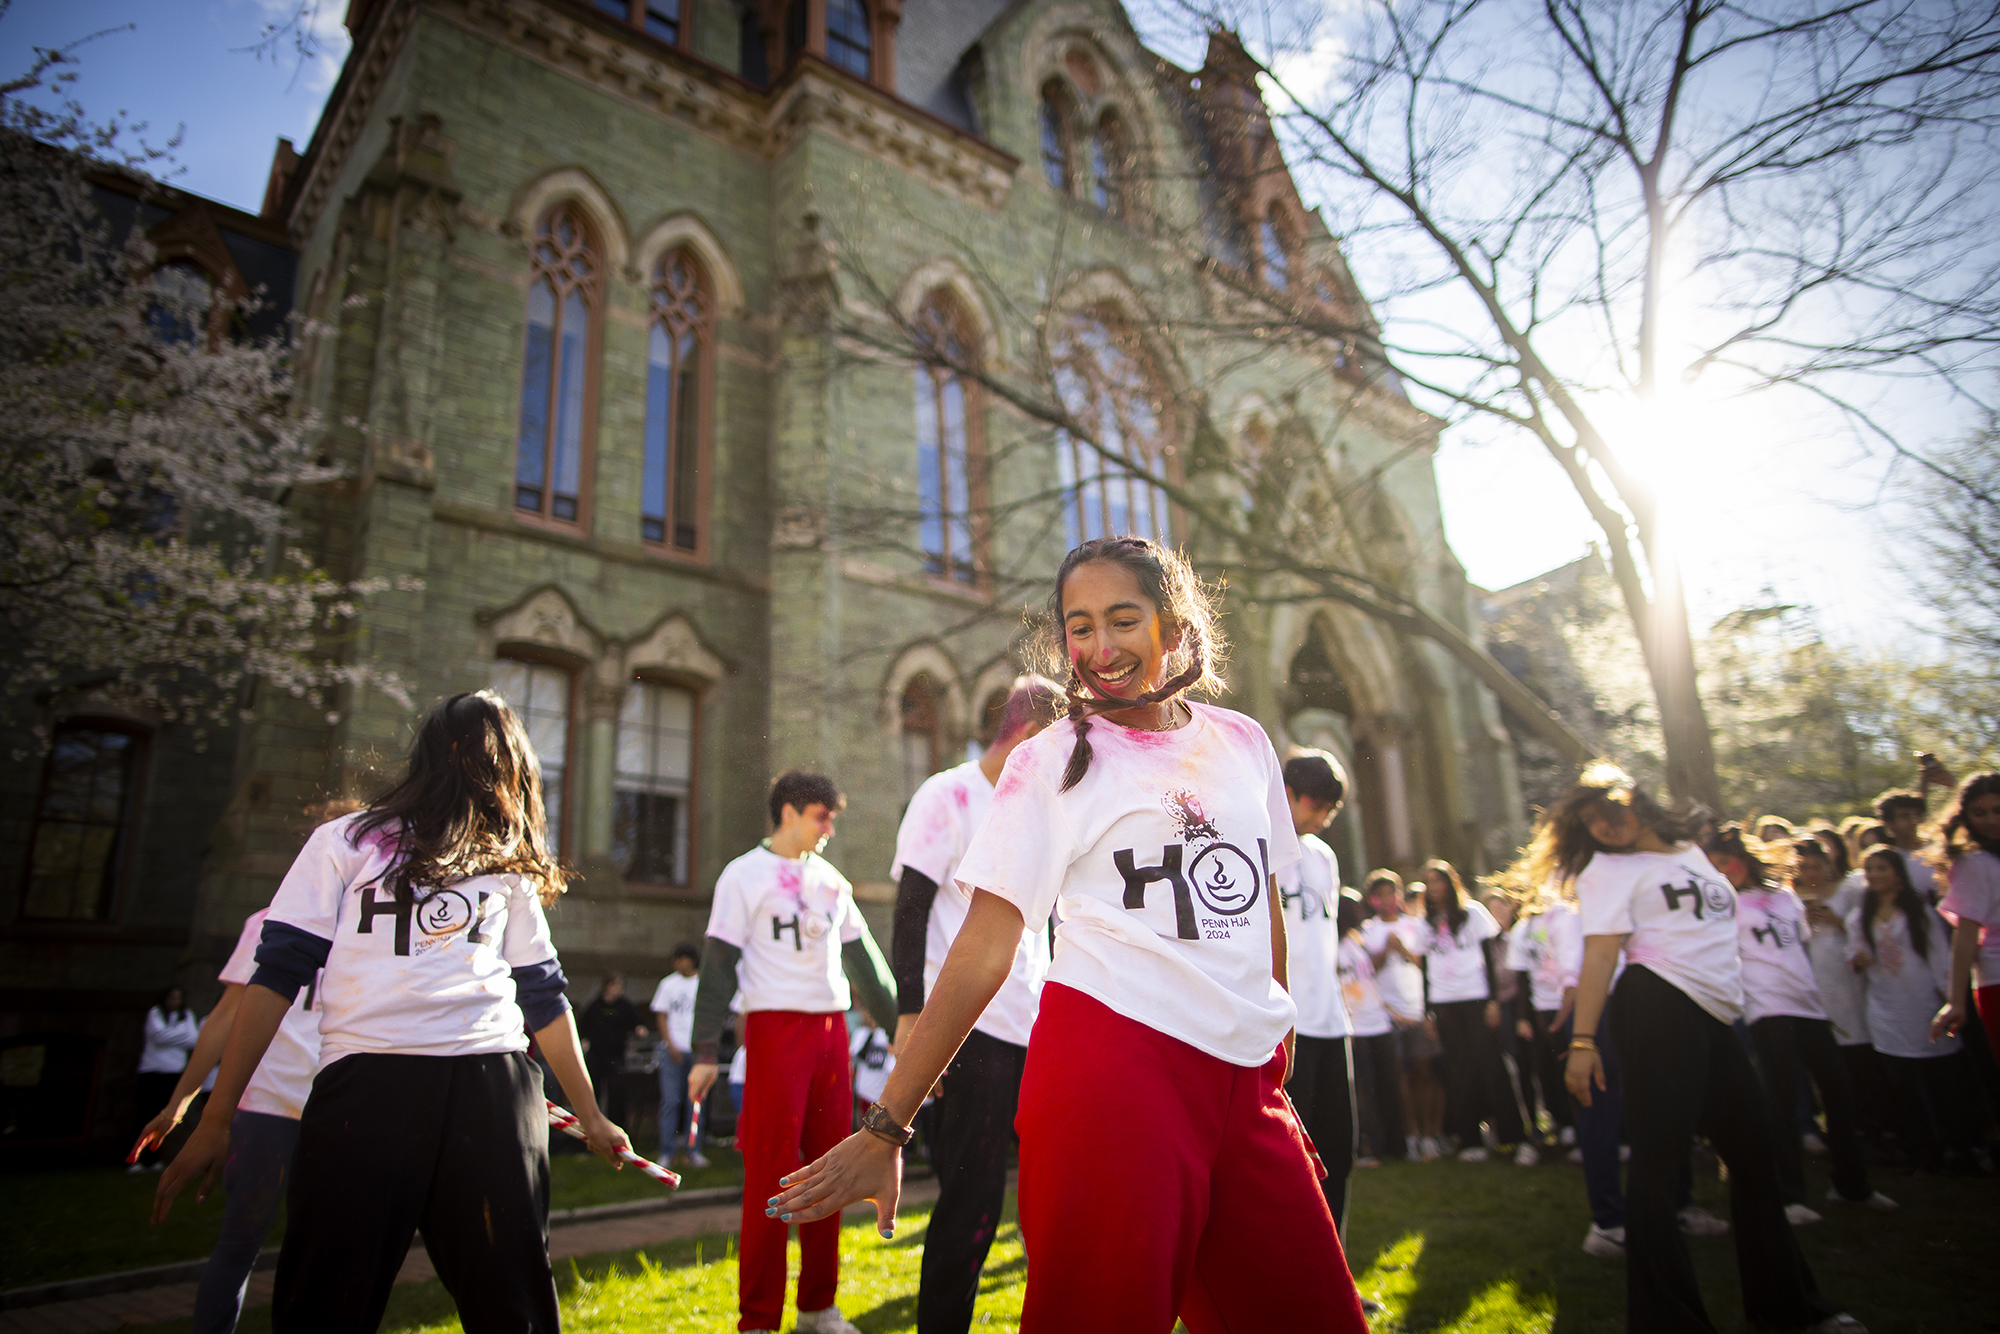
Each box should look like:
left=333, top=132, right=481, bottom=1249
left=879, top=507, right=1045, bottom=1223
left=859, top=1102, right=914, bottom=1147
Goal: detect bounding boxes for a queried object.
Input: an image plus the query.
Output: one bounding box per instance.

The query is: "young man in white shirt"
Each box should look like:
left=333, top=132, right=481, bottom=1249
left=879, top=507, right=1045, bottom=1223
left=650, top=944, right=703, bottom=1168
left=889, top=676, right=1061, bottom=1334
left=687, top=771, right=898, bottom=1334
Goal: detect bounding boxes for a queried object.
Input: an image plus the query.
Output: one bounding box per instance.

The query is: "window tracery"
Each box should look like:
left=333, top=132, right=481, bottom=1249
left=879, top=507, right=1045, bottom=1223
left=643, top=247, right=711, bottom=554
left=515, top=206, right=600, bottom=525
left=912, top=292, right=981, bottom=584
left=1051, top=311, right=1172, bottom=545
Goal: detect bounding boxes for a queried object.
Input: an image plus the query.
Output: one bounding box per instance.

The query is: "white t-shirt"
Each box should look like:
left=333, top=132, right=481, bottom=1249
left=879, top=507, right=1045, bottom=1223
left=649, top=972, right=698, bottom=1051
left=1425, top=899, right=1499, bottom=1004
left=890, top=761, right=1049, bottom=1048
left=954, top=703, right=1301, bottom=1067
left=1279, top=835, right=1349, bottom=1039
left=1337, top=933, right=1392, bottom=1037
left=138, top=1008, right=200, bottom=1075
left=728, top=1041, right=748, bottom=1085
left=1577, top=846, right=1743, bottom=1024
left=1846, top=901, right=1960, bottom=1059
left=1506, top=902, right=1583, bottom=1014
left=219, top=908, right=323, bottom=1119
left=1891, top=847, right=1938, bottom=903
left=1361, top=915, right=1431, bottom=1023
left=1735, top=887, right=1827, bottom=1025
left=850, top=1024, right=893, bottom=1105
left=1802, top=879, right=1870, bottom=1046
left=264, top=815, right=563, bottom=1066
left=1939, top=850, right=2000, bottom=990
left=705, top=846, right=865, bottom=1014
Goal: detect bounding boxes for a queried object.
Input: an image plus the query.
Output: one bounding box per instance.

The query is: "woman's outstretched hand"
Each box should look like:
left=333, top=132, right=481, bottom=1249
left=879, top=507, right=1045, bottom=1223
left=767, top=1131, right=903, bottom=1238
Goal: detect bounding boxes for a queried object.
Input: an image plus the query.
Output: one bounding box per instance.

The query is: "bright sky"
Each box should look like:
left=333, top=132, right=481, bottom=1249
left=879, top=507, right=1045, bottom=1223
left=2, top=1, right=1968, bottom=644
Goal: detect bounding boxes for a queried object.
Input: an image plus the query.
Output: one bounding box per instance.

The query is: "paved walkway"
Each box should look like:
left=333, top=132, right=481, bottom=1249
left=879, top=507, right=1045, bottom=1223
left=2, top=1180, right=939, bottom=1334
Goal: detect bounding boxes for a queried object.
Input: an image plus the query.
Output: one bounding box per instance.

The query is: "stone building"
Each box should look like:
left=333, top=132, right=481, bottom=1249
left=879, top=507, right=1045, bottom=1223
left=2, top=0, right=1528, bottom=1153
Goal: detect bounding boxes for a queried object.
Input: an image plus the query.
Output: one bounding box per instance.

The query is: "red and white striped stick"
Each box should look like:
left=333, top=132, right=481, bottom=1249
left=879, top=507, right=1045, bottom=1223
left=687, top=1098, right=702, bottom=1157
left=545, top=1100, right=681, bottom=1189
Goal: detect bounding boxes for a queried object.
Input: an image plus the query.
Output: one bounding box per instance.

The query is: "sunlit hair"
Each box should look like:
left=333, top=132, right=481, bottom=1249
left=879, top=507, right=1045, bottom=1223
left=1502, top=761, right=1695, bottom=894
left=1936, top=771, right=2000, bottom=863
left=1789, top=836, right=1835, bottom=887
left=1420, top=858, right=1470, bottom=936
left=1702, top=823, right=1788, bottom=889
left=1753, top=815, right=1797, bottom=842
left=1859, top=848, right=1932, bottom=961
left=1364, top=868, right=1403, bottom=896
left=1873, top=788, right=1926, bottom=822
left=1038, top=536, right=1228, bottom=793
left=1853, top=821, right=1889, bottom=852
left=350, top=690, right=568, bottom=908
left=1283, top=749, right=1347, bottom=809
left=991, top=675, right=1066, bottom=749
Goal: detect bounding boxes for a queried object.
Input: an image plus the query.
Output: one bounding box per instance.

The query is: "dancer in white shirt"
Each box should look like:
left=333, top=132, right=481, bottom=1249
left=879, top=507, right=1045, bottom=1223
left=769, top=536, right=1366, bottom=1332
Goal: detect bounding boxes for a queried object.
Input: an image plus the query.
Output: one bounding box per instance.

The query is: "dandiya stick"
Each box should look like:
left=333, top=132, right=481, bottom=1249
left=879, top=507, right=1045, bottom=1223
left=545, top=1100, right=681, bottom=1188
left=687, top=1096, right=702, bottom=1157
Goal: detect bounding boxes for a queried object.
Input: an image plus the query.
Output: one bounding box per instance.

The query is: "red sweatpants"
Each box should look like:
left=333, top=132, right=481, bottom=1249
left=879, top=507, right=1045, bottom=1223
left=1015, top=984, right=1368, bottom=1333
left=737, top=1011, right=852, bottom=1332
left=1977, top=985, right=2000, bottom=1064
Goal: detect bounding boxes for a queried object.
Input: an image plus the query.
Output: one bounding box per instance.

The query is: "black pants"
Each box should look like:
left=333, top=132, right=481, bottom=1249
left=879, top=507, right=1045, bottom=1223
left=1880, top=1049, right=1981, bottom=1169
left=1749, top=1015, right=1871, bottom=1204
left=1520, top=1007, right=1573, bottom=1140
left=1351, top=1031, right=1405, bottom=1160
left=274, top=1051, right=556, bottom=1334
left=1432, top=999, right=1526, bottom=1146
left=1837, top=1043, right=1895, bottom=1144
left=1287, top=1034, right=1357, bottom=1238
left=920, top=1028, right=1026, bottom=1334
left=1610, top=967, right=1840, bottom=1333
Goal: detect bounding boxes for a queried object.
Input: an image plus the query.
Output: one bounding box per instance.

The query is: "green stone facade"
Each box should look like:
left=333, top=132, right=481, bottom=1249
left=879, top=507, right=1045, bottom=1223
left=3, top=0, right=1528, bottom=1153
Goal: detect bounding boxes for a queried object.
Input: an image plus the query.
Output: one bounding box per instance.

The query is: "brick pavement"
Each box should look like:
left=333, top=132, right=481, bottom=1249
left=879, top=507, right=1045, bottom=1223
left=2, top=1179, right=940, bottom=1334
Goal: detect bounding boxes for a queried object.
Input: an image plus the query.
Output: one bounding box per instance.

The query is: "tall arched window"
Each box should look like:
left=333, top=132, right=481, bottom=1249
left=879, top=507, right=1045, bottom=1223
left=1039, top=83, right=1071, bottom=191
left=643, top=249, right=711, bottom=554
left=826, top=0, right=872, bottom=78
left=1260, top=210, right=1290, bottom=289
left=1051, top=312, right=1171, bottom=545
left=614, top=680, right=696, bottom=886
left=515, top=206, right=599, bottom=524
left=21, top=721, right=145, bottom=922
left=901, top=674, right=944, bottom=799
left=1090, top=113, right=1126, bottom=217
left=913, top=293, right=979, bottom=584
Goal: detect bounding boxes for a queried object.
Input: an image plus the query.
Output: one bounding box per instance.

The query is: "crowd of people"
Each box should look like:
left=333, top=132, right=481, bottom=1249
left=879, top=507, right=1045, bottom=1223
left=125, top=531, right=1996, bottom=1334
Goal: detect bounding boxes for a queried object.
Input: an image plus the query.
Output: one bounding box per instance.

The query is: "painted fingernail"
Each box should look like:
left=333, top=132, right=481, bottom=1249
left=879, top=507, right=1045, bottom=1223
left=780, top=1213, right=792, bottom=1221
left=765, top=1207, right=777, bottom=1216
left=767, top=1195, right=779, bottom=1204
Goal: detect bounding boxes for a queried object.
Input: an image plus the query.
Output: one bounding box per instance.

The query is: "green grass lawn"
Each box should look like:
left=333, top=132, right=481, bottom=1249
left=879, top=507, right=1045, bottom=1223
left=67, top=1152, right=1999, bottom=1333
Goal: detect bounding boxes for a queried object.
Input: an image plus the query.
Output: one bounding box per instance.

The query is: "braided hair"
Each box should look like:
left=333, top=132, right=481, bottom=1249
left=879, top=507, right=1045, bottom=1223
left=1038, top=536, right=1227, bottom=792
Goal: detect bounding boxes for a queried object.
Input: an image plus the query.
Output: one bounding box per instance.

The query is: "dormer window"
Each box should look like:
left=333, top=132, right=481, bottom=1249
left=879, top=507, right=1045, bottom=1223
left=826, top=0, right=872, bottom=78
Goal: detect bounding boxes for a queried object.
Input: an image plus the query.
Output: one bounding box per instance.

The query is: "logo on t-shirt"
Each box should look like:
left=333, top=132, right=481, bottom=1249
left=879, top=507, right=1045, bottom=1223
left=356, top=882, right=494, bottom=957
left=1659, top=875, right=1735, bottom=921
left=1751, top=917, right=1800, bottom=948
left=1113, top=789, right=1268, bottom=942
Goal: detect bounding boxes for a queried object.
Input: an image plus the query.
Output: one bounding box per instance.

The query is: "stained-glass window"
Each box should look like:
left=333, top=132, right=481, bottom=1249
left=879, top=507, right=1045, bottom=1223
left=914, top=294, right=978, bottom=583
left=515, top=207, right=598, bottom=524
left=614, top=682, right=695, bottom=886
left=1052, top=313, right=1171, bottom=546
left=21, top=724, right=142, bottom=922
left=643, top=250, right=711, bottom=552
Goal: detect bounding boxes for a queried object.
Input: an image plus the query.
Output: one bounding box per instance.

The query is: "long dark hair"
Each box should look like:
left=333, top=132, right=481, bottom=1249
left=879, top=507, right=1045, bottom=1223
left=1937, top=771, right=2000, bottom=863
left=1806, top=822, right=1851, bottom=878
left=155, top=986, right=188, bottom=1022
left=1503, top=762, right=1696, bottom=894
left=1859, top=848, right=1932, bottom=962
left=1039, top=536, right=1227, bottom=792
left=1421, top=859, right=1469, bottom=936
left=1703, top=823, right=1788, bottom=889
left=350, top=691, right=568, bottom=907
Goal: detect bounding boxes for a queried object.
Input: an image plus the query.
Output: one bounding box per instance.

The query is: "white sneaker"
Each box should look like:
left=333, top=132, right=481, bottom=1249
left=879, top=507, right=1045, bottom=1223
left=1567, top=1146, right=1585, bottom=1164
left=1424, top=1136, right=1447, bottom=1161
left=1806, top=1315, right=1867, bottom=1334
left=1457, top=1146, right=1490, bottom=1162
left=687, top=1150, right=711, bottom=1169
left=1677, top=1204, right=1731, bottom=1236
left=1482, top=1124, right=1501, bottom=1151
left=1356, top=1155, right=1381, bottom=1169
left=1582, top=1223, right=1626, bottom=1257
left=1558, top=1125, right=1577, bottom=1147
left=127, top=1163, right=148, bottom=1175
left=1514, top=1142, right=1540, bottom=1167
left=1824, top=1189, right=1899, bottom=1211
left=795, top=1307, right=860, bottom=1334
left=1785, top=1203, right=1824, bottom=1226
left=1802, top=1131, right=1829, bottom=1156
left=1406, top=1134, right=1422, bottom=1160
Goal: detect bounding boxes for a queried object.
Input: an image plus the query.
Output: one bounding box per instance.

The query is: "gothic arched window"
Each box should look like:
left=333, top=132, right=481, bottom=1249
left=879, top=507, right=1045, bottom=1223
left=1039, top=82, right=1071, bottom=191
left=913, top=293, right=980, bottom=584
left=1051, top=312, right=1172, bottom=545
left=1261, top=210, right=1291, bottom=289
left=1090, top=113, right=1126, bottom=217
left=643, top=248, right=712, bottom=554
left=901, top=673, right=944, bottom=799
left=515, top=206, right=600, bottom=524
left=826, top=0, right=872, bottom=78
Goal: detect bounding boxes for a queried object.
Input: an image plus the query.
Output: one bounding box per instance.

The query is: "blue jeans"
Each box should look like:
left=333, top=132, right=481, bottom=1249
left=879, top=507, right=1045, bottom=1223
left=1566, top=1013, right=1627, bottom=1230
left=193, top=1109, right=299, bottom=1334
left=657, top=1046, right=693, bottom=1152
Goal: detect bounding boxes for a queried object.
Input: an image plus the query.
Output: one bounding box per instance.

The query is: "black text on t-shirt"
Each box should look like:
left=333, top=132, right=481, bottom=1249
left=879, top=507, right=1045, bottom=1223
left=1659, top=875, right=1735, bottom=922
left=1115, top=789, right=1269, bottom=942
left=356, top=882, right=495, bottom=958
